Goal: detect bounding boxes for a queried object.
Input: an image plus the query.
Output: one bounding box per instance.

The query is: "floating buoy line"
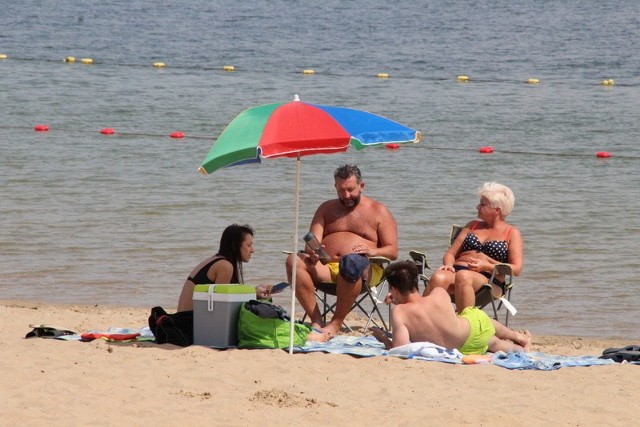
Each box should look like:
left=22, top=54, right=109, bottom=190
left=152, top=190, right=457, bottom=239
left=8, top=124, right=637, bottom=160
left=427, top=145, right=639, bottom=159
left=2, top=55, right=635, bottom=160
left=5, top=124, right=210, bottom=140
left=0, top=54, right=634, bottom=87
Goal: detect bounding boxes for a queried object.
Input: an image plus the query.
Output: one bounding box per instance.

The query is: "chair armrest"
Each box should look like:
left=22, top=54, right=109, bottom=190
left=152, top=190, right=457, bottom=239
left=493, top=263, right=513, bottom=276
left=369, top=256, right=391, bottom=266
left=488, top=263, right=514, bottom=287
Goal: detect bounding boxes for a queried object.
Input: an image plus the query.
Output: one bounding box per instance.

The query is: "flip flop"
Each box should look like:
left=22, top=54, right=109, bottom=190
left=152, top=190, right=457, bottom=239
left=602, top=345, right=640, bottom=355
left=599, top=350, right=640, bottom=363
left=25, top=326, right=78, bottom=339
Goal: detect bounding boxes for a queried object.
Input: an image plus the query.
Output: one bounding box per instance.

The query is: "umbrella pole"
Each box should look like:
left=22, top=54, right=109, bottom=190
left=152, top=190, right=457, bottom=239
left=288, top=154, right=302, bottom=354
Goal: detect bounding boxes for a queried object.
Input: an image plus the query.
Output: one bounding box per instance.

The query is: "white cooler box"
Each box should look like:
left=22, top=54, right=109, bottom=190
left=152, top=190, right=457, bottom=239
left=193, top=284, right=256, bottom=347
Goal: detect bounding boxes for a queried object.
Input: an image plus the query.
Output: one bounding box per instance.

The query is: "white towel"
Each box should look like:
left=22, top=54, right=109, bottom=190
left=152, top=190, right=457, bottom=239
left=389, top=341, right=463, bottom=360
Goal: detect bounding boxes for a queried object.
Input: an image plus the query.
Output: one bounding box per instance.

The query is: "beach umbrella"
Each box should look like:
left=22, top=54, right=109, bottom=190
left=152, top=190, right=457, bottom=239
left=198, top=95, right=421, bottom=353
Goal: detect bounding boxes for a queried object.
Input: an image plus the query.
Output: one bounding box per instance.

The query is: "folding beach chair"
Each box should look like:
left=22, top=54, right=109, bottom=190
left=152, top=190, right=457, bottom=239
left=286, top=251, right=391, bottom=334
left=409, top=225, right=518, bottom=326
left=312, top=256, right=391, bottom=333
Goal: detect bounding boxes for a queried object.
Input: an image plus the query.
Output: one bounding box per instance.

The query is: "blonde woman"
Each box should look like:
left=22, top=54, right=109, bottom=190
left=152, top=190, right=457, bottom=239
left=425, top=182, right=523, bottom=313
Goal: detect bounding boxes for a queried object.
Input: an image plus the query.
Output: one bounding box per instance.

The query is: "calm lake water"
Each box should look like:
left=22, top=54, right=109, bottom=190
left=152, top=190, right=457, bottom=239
left=1, top=0, right=639, bottom=339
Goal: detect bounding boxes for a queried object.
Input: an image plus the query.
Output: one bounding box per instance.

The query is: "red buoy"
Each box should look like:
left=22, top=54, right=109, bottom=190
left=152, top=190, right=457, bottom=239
left=596, top=151, right=611, bottom=158
left=479, top=146, right=494, bottom=153
left=170, top=131, right=185, bottom=139
left=385, top=143, right=400, bottom=150
left=34, top=124, right=49, bottom=132
left=100, top=128, right=115, bottom=135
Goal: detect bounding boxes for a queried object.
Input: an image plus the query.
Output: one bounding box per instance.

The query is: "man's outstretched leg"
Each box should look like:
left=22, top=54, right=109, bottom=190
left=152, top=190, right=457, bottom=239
left=488, top=319, right=532, bottom=353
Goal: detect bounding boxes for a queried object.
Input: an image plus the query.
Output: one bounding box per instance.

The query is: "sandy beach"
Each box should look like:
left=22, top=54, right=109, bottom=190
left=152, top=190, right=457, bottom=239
left=1, top=300, right=639, bottom=426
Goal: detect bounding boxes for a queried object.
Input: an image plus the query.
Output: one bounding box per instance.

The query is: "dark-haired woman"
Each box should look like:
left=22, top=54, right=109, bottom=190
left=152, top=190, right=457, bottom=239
left=177, top=224, right=256, bottom=312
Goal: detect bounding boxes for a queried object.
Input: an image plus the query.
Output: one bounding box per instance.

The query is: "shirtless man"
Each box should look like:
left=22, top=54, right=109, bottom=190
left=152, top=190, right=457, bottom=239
left=285, top=164, right=398, bottom=337
left=371, top=260, right=531, bottom=354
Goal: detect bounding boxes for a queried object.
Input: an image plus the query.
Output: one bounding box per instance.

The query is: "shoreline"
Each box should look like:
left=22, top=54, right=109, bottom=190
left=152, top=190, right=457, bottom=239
left=1, top=298, right=634, bottom=355
left=2, top=298, right=634, bottom=345
left=2, top=299, right=640, bottom=425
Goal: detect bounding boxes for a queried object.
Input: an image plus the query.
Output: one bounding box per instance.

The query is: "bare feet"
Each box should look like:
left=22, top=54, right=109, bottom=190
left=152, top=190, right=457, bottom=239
left=319, top=320, right=341, bottom=338
left=310, top=321, right=324, bottom=331
left=513, top=329, right=532, bottom=351
left=306, top=330, right=332, bottom=342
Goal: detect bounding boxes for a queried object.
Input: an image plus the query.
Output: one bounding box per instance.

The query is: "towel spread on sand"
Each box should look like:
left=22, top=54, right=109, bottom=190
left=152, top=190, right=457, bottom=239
left=387, top=341, right=463, bottom=364
left=297, top=336, right=620, bottom=369
left=52, top=326, right=155, bottom=342
left=42, top=325, right=626, bottom=369
left=86, top=326, right=155, bottom=342
left=299, top=336, right=465, bottom=365
left=296, top=335, right=387, bottom=357
left=491, top=351, right=616, bottom=370
left=298, top=337, right=464, bottom=364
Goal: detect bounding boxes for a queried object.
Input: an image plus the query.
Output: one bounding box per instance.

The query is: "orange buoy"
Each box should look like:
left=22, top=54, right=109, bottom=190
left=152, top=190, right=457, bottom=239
left=170, top=131, right=185, bottom=139
left=34, top=124, right=49, bottom=132
left=479, top=146, right=494, bottom=153
left=100, top=128, right=115, bottom=135
left=385, top=143, right=400, bottom=150
left=596, top=151, right=611, bottom=158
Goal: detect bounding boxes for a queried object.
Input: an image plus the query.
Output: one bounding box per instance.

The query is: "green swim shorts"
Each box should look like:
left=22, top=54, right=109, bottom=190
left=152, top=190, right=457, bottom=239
left=458, top=307, right=496, bottom=355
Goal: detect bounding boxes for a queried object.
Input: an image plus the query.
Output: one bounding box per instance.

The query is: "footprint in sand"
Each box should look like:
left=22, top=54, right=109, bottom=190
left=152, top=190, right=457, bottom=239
left=250, top=388, right=337, bottom=408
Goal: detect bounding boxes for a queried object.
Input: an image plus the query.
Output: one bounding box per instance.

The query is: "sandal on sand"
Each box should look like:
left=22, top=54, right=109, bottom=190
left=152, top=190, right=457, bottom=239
left=599, top=350, right=640, bottom=363
left=602, top=345, right=640, bottom=355
left=25, top=325, right=78, bottom=339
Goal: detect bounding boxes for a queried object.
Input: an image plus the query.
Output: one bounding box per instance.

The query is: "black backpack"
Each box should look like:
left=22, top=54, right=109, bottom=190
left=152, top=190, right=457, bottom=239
left=243, top=299, right=291, bottom=320
left=148, top=306, right=193, bottom=347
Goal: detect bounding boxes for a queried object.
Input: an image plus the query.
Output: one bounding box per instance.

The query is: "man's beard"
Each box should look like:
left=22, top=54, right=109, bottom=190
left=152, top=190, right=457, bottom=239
left=339, top=193, right=361, bottom=208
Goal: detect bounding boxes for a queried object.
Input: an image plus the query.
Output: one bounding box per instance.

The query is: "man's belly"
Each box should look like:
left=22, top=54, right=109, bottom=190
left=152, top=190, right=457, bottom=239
left=322, top=231, right=376, bottom=259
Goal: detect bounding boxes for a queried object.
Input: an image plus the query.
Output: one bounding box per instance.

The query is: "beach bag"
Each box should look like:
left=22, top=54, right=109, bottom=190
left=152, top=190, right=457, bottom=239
left=237, top=300, right=311, bottom=349
left=148, top=306, right=193, bottom=347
